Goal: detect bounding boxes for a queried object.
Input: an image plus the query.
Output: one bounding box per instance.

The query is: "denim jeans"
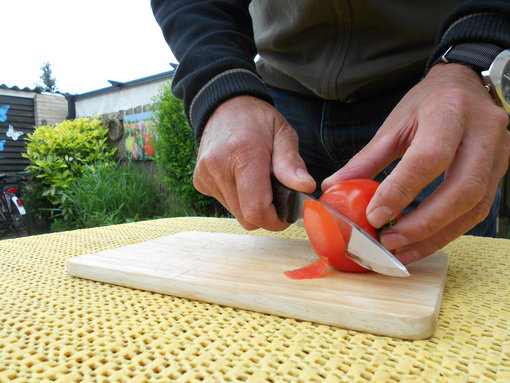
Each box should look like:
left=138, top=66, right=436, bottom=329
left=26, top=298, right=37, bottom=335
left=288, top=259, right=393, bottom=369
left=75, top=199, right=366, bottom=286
left=268, top=86, right=499, bottom=237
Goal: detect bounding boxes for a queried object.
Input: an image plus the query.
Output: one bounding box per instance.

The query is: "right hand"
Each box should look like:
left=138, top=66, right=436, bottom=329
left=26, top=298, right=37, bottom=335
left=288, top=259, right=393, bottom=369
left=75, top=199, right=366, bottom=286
left=193, top=95, right=316, bottom=231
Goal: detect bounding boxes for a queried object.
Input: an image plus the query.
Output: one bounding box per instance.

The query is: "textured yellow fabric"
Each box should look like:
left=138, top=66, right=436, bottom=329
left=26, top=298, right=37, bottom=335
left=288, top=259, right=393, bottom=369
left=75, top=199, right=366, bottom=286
left=0, top=217, right=509, bottom=382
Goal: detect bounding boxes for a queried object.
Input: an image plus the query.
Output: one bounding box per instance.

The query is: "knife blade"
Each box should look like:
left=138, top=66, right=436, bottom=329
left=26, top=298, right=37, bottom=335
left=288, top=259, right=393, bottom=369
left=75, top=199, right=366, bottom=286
left=271, top=176, right=410, bottom=277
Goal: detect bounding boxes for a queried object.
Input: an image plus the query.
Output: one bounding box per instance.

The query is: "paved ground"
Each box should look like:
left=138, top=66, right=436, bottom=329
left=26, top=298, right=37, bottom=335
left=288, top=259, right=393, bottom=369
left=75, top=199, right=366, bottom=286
left=0, top=225, right=29, bottom=240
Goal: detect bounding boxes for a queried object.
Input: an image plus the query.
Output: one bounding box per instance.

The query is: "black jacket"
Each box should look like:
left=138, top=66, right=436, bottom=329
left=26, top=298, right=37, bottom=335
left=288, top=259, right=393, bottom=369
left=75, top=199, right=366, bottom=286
left=152, top=0, right=510, bottom=141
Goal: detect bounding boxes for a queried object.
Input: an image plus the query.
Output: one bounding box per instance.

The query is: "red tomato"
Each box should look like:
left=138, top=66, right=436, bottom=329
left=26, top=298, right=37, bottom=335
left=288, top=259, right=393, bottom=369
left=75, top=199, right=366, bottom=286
left=319, top=179, right=379, bottom=238
left=284, top=179, right=390, bottom=278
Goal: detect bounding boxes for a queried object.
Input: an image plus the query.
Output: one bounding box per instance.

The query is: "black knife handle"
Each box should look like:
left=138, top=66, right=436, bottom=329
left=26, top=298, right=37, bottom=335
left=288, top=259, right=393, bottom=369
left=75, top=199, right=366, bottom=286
left=271, top=175, right=300, bottom=223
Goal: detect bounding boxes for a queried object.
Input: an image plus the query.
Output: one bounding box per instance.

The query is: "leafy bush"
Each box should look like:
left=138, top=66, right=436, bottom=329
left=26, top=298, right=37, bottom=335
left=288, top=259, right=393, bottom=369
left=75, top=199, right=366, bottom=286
left=152, top=82, right=227, bottom=217
left=23, top=117, right=117, bottom=209
left=54, top=162, right=162, bottom=231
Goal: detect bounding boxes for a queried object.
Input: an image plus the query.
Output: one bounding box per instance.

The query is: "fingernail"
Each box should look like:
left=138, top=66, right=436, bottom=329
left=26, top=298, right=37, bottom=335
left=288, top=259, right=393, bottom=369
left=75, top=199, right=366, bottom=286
left=296, top=168, right=314, bottom=183
left=366, top=205, right=393, bottom=228
left=394, top=249, right=421, bottom=265
left=380, top=233, right=410, bottom=250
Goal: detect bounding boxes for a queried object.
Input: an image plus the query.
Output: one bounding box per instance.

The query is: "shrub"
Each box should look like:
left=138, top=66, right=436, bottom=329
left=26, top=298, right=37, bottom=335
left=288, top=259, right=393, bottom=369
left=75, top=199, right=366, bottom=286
left=23, top=117, right=117, bottom=210
left=54, top=162, right=162, bottom=231
left=152, top=82, right=227, bottom=217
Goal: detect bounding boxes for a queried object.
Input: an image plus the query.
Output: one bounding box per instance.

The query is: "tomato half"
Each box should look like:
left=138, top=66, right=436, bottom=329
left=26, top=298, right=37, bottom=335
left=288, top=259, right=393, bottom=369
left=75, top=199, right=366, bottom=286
left=285, top=179, right=388, bottom=279
left=302, top=199, right=347, bottom=262
left=284, top=199, right=346, bottom=279
left=319, top=179, right=379, bottom=238
left=318, top=179, right=384, bottom=272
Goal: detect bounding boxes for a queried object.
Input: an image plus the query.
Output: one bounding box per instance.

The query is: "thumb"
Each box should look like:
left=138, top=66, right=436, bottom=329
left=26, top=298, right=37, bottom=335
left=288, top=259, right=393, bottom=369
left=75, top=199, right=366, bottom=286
left=322, top=133, right=399, bottom=190
left=271, top=124, right=316, bottom=193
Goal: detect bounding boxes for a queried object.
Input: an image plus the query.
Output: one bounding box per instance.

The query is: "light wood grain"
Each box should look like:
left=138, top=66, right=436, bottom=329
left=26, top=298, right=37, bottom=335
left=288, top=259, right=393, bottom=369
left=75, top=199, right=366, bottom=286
left=67, top=231, right=448, bottom=339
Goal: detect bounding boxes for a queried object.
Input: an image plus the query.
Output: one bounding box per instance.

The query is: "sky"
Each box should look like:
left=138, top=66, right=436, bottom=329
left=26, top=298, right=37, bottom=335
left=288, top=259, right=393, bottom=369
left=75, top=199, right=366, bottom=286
left=0, top=0, right=177, bottom=95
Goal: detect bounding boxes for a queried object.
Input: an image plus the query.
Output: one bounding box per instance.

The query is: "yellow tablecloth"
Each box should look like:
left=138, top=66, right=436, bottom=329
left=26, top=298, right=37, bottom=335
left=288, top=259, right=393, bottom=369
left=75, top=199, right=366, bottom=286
left=0, top=217, right=509, bottom=382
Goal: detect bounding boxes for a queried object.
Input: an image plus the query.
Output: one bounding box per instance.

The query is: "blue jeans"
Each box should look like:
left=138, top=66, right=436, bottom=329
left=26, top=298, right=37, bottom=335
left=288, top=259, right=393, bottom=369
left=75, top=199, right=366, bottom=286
left=268, top=86, right=499, bottom=237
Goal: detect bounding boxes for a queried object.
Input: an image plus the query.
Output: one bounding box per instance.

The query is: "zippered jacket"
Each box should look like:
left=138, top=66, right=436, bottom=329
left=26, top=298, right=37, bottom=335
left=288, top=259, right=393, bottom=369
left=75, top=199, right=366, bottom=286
left=152, top=0, right=510, bottom=142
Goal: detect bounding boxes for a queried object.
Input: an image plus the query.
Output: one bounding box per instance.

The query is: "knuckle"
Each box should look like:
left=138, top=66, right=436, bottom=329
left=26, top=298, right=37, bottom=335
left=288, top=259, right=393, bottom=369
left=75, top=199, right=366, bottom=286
left=488, top=106, right=510, bottom=129
left=471, top=196, right=493, bottom=224
left=241, top=205, right=266, bottom=227
left=481, top=108, right=510, bottom=144
left=238, top=218, right=258, bottom=231
left=387, top=178, right=417, bottom=204
left=427, top=233, right=454, bottom=255
left=504, top=132, right=510, bottom=153
left=197, top=148, right=224, bottom=172
left=455, top=174, right=487, bottom=207
left=414, top=142, right=453, bottom=168
left=192, top=172, right=206, bottom=193
left=411, top=217, right=441, bottom=241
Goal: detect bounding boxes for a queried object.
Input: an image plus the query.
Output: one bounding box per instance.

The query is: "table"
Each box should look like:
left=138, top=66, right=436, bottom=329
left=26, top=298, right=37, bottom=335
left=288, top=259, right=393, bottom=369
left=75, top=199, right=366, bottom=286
left=0, top=217, right=509, bottom=382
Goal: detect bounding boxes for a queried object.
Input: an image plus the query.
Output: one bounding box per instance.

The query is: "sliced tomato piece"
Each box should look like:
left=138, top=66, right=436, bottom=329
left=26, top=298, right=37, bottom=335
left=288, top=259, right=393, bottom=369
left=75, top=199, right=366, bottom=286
left=303, top=199, right=368, bottom=273
left=303, top=200, right=345, bottom=260
left=284, top=257, right=329, bottom=279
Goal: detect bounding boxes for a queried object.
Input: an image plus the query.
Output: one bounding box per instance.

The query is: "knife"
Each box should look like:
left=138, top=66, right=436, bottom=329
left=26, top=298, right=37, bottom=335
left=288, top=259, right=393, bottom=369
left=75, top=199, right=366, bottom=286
left=271, top=176, right=410, bottom=277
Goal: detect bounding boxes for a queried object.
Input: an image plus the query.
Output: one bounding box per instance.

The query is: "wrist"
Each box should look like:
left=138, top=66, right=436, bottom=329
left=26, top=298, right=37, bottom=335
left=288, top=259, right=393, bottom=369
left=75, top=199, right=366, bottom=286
left=191, top=69, right=274, bottom=144
left=428, top=61, right=484, bottom=86
left=430, top=44, right=510, bottom=114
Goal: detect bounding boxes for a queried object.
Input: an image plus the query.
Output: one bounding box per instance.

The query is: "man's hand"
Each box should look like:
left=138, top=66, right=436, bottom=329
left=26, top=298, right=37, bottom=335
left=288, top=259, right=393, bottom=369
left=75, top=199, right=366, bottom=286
left=323, top=63, right=510, bottom=264
left=193, top=95, right=316, bottom=230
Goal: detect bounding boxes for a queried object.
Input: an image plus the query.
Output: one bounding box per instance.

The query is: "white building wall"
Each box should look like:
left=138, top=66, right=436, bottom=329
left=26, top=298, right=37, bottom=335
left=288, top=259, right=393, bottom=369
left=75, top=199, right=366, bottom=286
left=75, top=80, right=168, bottom=118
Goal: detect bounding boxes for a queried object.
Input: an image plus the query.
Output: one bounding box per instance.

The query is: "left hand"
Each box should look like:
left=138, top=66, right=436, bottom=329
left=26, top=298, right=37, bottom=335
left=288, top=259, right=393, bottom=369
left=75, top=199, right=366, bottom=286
left=322, top=63, right=510, bottom=264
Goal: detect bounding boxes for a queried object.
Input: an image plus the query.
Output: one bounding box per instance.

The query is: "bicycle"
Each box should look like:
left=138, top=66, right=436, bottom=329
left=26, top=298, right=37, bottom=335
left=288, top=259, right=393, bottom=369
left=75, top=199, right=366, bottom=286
left=0, top=173, right=27, bottom=236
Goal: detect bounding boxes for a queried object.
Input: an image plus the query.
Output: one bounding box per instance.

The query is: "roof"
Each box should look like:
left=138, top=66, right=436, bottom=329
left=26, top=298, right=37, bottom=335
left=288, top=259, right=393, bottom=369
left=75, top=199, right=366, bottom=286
left=0, top=84, right=72, bottom=98
left=0, top=84, right=43, bottom=94
left=1, top=66, right=177, bottom=99
left=72, top=69, right=176, bottom=100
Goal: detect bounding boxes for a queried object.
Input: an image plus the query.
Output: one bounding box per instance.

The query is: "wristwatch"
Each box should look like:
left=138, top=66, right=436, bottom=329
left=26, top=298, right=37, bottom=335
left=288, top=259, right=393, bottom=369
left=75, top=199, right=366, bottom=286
left=439, top=43, right=510, bottom=115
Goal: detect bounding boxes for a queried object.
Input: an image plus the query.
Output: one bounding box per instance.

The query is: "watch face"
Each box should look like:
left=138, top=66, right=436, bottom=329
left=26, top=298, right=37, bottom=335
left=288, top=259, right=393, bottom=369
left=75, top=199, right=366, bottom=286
left=503, top=60, right=510, bottom=104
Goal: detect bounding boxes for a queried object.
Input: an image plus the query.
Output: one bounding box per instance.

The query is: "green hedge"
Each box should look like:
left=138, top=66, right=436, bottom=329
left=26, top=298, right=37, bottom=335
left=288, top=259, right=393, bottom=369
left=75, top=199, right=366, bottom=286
left=152, top=82, right=227, bottom=217
left=22, top=117, right=117, bottom=225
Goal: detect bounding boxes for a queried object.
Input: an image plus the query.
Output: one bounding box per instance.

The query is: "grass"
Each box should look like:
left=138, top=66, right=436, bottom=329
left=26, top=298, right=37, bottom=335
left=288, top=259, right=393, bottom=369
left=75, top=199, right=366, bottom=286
left=54, top=162, right=163, bottom=230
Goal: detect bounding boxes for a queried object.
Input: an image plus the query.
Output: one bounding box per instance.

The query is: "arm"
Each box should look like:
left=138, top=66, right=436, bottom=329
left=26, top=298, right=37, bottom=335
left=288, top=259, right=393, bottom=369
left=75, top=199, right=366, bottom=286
left=151, top=0, right=272, bottom=141
left=323, top=1, right=510, bottom=264
left=152, top=0, right=316, bottom=230
left=427, top=0, right=510, bottom=70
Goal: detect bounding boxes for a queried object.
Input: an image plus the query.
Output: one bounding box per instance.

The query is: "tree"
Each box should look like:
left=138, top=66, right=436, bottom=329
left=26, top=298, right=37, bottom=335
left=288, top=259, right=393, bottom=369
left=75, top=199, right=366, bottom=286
left=37, top=61, right=57, bottom=92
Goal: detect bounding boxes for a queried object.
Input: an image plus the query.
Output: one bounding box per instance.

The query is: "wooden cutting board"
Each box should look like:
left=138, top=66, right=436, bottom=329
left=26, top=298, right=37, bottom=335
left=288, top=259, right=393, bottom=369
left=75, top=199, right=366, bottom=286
left=67, top=231, right=448, bottom=339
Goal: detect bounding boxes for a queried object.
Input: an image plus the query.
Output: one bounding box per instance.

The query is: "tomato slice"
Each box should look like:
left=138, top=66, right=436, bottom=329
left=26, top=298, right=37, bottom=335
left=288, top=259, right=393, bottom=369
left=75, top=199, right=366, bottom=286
left=285, top=199, right=344, bottom=279
left=302, top=199, right=345, bottom=259
left=304, top=199, right=368, bottom=273
left=284, top=257, right=329, bottom=279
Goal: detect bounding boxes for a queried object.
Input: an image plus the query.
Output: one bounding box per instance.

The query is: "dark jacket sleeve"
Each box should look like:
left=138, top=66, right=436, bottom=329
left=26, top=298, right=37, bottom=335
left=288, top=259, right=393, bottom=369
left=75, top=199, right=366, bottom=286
left=151, top=0, right=273, bottom=142
left=427, top=0, right=510, bottom=69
